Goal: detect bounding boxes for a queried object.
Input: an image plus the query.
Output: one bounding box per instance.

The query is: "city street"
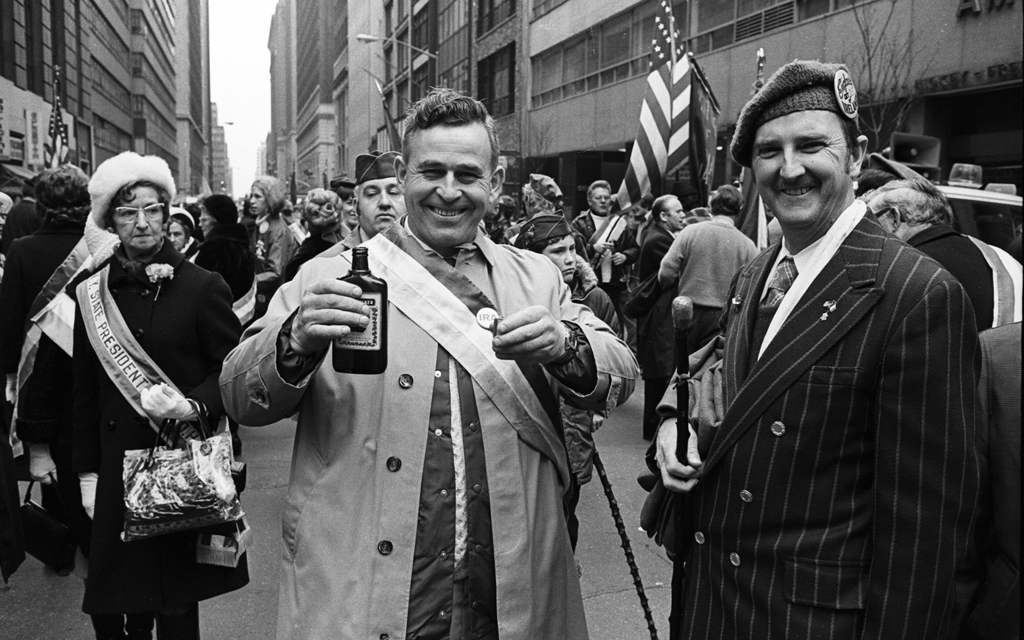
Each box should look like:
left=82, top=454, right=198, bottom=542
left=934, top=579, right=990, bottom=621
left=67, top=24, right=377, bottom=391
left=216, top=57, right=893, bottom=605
left=1, top=380, right=674, bottom=640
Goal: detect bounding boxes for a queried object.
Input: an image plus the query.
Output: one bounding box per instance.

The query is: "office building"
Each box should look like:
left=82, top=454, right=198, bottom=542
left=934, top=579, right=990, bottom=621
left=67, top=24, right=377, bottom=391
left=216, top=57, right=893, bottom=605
left=174, top=0, right=212, bottom=197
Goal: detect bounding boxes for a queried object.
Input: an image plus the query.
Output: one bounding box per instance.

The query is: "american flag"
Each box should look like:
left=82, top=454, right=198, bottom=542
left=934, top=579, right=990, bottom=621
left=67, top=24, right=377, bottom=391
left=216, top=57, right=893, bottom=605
left=613, top=0, right=719, bottom=211
left=44, top=65, right=70, bottom=169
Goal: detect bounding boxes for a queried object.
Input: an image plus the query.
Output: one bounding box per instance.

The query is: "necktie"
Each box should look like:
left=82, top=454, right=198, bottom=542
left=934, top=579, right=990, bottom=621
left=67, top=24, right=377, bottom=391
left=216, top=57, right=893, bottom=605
left=761, top=256, right=798, bottom=313
left=750, top=256, right=798, bottom=363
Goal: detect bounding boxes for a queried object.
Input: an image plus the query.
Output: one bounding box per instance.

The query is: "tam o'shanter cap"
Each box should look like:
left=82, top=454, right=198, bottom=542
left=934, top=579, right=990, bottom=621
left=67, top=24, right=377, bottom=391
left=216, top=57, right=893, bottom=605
left=355, top=151, right=401, bottom=184
left=89, top=151, right=176, bottom=227
left=730, top=59, right=859, bottom=167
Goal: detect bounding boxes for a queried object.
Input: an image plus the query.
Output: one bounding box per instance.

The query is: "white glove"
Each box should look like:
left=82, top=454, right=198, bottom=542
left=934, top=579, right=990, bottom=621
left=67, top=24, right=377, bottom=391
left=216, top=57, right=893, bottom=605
left=28, top=442, right=58, bottom=485
left=79, top=472, right=98, bottom=519
left=4, top=373, right=15, bottom=405
left=140, top=383, right=195, bottom=421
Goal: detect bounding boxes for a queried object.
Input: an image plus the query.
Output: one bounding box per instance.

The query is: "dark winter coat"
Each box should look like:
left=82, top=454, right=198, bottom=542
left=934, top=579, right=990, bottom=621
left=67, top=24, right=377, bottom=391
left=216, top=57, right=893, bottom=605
left=194, top=223, right=256, bottom=302
left=907, top=223, right=993, bottom=330
left=71, top=240, right=248, bottom=614
left=0, top=198, right=41, bottom=255
left=635, top=221, right=675, bottom=379
left=570, top=210, right=639, bottom=288
left=569, top=258, right=619, bottom=333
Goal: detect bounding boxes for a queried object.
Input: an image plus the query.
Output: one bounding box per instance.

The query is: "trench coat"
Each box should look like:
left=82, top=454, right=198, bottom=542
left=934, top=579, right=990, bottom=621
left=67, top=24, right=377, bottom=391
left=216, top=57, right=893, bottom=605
left=220, top=227, right=638, bottom=640
left=71, top=242, right=248, bottom=614
left=660, top=215, right=980, bottom=639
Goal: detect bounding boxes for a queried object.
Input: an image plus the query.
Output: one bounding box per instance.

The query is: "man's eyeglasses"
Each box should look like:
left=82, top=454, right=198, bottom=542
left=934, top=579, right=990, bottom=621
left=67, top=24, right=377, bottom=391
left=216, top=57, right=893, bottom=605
left=113, top=203, right=165, bottom=222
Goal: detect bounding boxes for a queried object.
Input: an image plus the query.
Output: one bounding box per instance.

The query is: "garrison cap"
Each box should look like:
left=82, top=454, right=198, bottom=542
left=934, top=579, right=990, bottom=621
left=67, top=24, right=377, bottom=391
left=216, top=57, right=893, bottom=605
left=355, top=151, right=401, bottom=185
left=730, top=59, right=859, bottom=167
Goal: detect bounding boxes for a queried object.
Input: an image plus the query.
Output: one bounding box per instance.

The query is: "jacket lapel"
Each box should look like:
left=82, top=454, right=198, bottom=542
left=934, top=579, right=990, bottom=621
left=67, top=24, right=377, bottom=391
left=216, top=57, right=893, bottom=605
left=723, top=246, right=778, bottom=401
left=704, top=219, right=887, bottom=476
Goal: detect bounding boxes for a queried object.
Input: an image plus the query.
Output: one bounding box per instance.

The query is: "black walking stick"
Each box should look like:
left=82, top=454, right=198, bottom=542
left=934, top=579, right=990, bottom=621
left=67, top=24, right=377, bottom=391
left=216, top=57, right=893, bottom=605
left=591, top=448, right=660, bottom=640
left=671, top=296, right=694, bottom=463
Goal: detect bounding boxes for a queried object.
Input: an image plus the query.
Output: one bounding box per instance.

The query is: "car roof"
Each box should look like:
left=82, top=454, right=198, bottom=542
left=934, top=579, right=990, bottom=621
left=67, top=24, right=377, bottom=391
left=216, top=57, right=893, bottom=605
left=937, top=185, right=1022, bottom=206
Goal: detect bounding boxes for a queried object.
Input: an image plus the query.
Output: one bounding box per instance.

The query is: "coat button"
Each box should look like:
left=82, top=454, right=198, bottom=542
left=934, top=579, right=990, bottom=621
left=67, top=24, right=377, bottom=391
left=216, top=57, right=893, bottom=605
left=398, top=374, right=413, bottom=389
left=386, top=456, right=402, bottom=472
left=694, top=531, right=705, bottom=545
left=739, top=489, right=753, bottom=503
left=472, top=483, right=482, bottom=492
left=467, top=421, right=478, bottom=431
left=729, top=552, right=741, bottom=567
left=379, top=634, right=390, bottom=640
left=107, top=420, right=116, bottom=431
left=133, top=328, right=144, bottom=338
left=770, top=421, right=786, bottom=436
left=377, top=540, right=393, bottom=555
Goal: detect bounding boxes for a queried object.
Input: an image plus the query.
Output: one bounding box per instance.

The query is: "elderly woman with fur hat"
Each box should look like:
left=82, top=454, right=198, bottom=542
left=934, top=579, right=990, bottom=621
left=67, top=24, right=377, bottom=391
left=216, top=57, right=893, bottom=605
left=69, top=152, right=247, bottom=640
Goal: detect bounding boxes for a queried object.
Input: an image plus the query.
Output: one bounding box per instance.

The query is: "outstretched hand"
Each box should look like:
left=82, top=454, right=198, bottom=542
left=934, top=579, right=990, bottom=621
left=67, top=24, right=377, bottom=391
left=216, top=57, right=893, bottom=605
left=289, top=279, right=370, bottom=355
left=491, top=306, right=568, bottom=365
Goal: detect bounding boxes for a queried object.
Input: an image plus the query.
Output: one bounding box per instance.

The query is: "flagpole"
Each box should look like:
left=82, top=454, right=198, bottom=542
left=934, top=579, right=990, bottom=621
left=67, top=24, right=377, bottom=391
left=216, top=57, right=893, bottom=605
left=685, top=52, right=721, bottom=116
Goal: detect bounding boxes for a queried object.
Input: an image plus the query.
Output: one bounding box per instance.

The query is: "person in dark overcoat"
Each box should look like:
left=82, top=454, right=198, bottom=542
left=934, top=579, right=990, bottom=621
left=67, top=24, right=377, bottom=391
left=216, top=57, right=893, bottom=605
left=635, top=195, right=688, bottom=441
left=71, top=152, right=247, bottom=640
left=194, top=194, right=255, bottom=304
left=0, top=165, right=94, bottom=579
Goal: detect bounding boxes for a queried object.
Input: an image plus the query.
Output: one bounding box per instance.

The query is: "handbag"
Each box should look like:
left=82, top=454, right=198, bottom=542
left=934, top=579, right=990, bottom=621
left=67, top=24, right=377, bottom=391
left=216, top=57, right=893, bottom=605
left=121, top=419, right=244, bottom=542
left=20, top=481, right=76, bottom=569
left=623, top=272, right=662, bottom=318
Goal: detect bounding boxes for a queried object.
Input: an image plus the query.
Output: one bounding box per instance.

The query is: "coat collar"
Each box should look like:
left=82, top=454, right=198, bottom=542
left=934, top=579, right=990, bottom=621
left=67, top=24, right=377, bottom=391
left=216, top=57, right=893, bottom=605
left=705, top=215, right=888, bottom=475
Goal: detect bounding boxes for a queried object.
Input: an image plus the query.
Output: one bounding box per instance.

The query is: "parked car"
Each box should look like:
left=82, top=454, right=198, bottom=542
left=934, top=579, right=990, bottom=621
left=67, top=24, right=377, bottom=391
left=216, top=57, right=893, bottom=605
left=939, top=184, right=1022, bottom=254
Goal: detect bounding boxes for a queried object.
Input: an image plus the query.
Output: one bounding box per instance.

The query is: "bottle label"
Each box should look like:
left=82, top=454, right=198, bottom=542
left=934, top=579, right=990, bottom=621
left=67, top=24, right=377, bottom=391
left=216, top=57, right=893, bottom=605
left=334, top=293, right=383, bottom=351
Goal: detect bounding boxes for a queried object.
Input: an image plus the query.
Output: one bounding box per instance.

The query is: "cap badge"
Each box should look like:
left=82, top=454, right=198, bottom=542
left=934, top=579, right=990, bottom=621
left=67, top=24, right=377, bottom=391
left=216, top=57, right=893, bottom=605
left=833, top=69, right=858, bottom=120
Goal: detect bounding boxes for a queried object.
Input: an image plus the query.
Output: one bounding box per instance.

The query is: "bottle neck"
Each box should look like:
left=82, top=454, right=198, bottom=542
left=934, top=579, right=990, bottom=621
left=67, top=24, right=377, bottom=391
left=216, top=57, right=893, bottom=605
left=350, top=249, right=370, bottom=274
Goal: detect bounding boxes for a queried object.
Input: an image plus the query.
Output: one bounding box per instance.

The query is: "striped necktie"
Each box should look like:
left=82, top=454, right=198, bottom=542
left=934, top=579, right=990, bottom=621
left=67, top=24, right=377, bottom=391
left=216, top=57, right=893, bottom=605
left=761, top=255, right=798, bottom=313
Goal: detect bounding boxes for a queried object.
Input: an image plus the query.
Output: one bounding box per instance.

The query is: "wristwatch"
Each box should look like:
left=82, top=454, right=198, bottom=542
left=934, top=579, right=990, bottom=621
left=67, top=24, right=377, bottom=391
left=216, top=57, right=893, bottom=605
left=548, top=322, right=581, bottom=367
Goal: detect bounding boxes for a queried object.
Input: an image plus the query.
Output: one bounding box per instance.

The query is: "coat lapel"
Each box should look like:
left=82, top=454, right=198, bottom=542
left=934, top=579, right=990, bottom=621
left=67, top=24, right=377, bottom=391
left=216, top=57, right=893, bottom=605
left=723, top=246, right=778, bottom=401
left=704, top=219, right=887, bottom=476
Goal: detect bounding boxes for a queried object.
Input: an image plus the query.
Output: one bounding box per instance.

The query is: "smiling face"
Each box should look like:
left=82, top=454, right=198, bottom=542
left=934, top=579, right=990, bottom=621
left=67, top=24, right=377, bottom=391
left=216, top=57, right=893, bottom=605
left=356, top=177, right=404, bottom=237
left=752, top=110, right=866, bottom=251
left=397, top=122, right=504, bottom=253
left=110, top=185, right=165, bottom=258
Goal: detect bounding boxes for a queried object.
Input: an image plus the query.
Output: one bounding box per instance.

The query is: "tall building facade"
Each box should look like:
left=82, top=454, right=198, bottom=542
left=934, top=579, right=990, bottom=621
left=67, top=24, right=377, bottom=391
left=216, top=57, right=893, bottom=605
left=174, top=0, right=211, bottom=197
left=267, top=0, right=297, bottom=181
left=209, top=101, right=232, bottom=194
left=293, top=0, right=338, bottom=191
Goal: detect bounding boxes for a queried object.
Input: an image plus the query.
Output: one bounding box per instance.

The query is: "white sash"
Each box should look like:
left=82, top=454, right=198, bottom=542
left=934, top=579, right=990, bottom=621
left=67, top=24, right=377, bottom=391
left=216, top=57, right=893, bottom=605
left=232, top=279, right=257, bottom=325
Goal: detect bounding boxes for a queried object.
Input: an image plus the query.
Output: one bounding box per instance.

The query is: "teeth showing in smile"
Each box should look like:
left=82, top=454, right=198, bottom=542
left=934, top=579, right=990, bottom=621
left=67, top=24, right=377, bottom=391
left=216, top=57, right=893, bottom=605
left=782, top=186, right=813, bottom=196
left=429, top=206, right=463, bottom=217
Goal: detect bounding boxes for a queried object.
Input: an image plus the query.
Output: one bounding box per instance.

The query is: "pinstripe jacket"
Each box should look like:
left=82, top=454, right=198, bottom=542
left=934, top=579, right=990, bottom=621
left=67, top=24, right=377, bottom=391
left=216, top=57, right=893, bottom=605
left=672, top=215, right=981, bottom=640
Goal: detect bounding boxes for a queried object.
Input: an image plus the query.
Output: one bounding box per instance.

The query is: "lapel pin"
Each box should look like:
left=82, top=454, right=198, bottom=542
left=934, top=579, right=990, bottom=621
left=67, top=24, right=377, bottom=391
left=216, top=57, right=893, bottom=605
left=819, top=299, right=838, bottom=322
left=731, top=296, right=743, bottom=307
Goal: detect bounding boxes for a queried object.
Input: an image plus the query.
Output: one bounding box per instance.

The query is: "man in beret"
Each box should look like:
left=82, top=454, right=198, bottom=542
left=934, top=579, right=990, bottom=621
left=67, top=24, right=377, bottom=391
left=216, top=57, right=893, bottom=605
left=653, top=60, right=979, bottom=639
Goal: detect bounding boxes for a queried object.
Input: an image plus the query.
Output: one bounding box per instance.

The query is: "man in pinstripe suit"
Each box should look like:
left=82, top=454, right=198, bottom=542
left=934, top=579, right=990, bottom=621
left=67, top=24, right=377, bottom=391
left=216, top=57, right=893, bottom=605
left=654, top=60, right=980, bottom=639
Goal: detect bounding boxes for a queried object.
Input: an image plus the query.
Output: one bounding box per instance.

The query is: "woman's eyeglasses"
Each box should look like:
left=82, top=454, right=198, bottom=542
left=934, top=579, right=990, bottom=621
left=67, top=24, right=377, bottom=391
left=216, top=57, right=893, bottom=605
left=113, top=203, right=165, bottom=222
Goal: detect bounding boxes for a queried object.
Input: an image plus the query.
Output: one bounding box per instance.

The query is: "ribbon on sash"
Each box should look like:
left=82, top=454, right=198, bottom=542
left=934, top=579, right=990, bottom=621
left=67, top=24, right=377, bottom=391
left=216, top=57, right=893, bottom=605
left=588, top=214, right=626, bottom=283
left=967, top=236, right=1022, bottom=327
left=75, top=267, right=181, bottom=445
left=359, top=230, right=570, bottom=484
left=10, top=238, right=91, bottom=454
left=233, top=279, right=257, bottom=325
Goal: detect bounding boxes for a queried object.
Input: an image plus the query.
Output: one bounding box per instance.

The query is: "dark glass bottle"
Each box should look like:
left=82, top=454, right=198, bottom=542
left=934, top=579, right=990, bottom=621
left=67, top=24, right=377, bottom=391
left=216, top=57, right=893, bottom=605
left=332, top=247, right=388, bottom=374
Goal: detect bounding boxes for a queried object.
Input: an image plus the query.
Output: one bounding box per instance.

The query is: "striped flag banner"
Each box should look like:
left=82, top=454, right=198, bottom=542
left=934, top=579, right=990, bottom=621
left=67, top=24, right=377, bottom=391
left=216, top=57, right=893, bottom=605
left=44, top=65, right=70, bottom=169
left=614, top=52, right=719, bottom=212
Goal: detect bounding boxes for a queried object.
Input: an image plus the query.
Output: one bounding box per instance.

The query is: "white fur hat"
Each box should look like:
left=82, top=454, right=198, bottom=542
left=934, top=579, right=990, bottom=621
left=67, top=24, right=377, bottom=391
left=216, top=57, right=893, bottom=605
left=89, top=151, right=176, bottom=228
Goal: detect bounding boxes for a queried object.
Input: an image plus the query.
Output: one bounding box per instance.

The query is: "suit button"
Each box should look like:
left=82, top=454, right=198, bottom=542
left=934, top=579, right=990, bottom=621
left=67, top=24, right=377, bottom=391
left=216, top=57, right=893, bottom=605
left=140, top=289, right=150, bottom=298
left=739, top=490, right=753, bottom=503
left=386, top=456, right=402, bottom=472
left=770, top=421, right=786, bottom=436
left=694, top=531, right=705, bottom=545
left=107, top=420, right=116, bottom=431
left=133, top=328, right=144, bottom=338
left=467, top=421, right=478, bottom=431
left=729, top=552, right=741, bottom=567
left=377, top=540, right=393, bottom=555
left=398, top=374, right=413, bottom=389
left=379, top=634, right=390, bottom=640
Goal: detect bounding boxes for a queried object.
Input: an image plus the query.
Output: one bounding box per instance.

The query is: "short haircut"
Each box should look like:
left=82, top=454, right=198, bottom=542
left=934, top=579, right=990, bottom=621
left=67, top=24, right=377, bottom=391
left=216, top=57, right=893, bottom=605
left=709, top=185, right=742, bottom=217
left=871, top=177, right=953, bottom=226
left=401, top=88, right=500, bottom=169
left=105, top=180, right=171, bottom=227
left=250, top=175, right=289, bottom=217
left=651, top=194, right=680, bottom=221
left=202, top=194, right=239, bottom=226
left=587, top=180, right=612, bottom=198
left=35, top=165, right=90, bottom=227
left=639, top=193, right=655, bottom=209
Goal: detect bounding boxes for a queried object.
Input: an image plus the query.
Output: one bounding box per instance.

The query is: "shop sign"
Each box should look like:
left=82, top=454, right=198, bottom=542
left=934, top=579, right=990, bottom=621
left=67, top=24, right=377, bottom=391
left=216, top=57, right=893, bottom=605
left=915, top=61, right=1023, bottom=93
left=957, top=0, right=1016, bottom=18
left=29, top=109, right=42, bottom=168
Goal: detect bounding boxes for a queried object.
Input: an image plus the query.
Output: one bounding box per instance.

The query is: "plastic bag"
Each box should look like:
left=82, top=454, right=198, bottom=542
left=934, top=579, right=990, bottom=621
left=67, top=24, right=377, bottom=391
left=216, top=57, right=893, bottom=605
left=121, top=431, right=244, bottom=542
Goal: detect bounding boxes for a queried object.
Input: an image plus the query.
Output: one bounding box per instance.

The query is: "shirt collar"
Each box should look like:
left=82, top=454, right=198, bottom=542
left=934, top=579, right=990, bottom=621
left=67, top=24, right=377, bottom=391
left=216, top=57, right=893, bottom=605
left=401, top=219, right=497, bottom=267
left=775, top=199, right=866, bottom=276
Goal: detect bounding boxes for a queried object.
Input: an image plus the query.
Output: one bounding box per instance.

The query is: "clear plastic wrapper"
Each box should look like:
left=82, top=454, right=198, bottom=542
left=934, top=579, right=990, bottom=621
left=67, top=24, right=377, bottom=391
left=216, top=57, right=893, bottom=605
left=121, top=431, right=244, bottom=542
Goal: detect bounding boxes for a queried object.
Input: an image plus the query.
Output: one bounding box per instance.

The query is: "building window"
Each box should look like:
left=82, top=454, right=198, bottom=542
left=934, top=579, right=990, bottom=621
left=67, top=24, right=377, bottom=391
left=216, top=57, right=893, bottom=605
left=532, top=0, right=568, bottom=19
left=478, top=43, right=515, bottom=117
left=412, top=7, right=429, bottom=53
left=412, top=65, right=430, bottom=102
left=797, top=0, right=830, bottom=20
left=385, top=0, right=394, bottom=34
left=478, top=0, right=516, bottom=36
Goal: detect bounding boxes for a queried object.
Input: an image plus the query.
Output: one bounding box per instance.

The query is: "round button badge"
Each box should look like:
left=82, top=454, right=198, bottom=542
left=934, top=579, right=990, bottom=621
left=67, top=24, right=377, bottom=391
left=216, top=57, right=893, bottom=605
left=476, top=307, right=501, bottom=333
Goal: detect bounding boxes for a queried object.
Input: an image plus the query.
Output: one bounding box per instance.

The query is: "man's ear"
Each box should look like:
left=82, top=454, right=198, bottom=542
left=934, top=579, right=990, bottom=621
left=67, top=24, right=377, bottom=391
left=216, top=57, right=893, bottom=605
left=849, top=134, right=869, bottom=178
left=395, top=155, right=407, bottom=187
left=490, top=164, right=505, bottom=198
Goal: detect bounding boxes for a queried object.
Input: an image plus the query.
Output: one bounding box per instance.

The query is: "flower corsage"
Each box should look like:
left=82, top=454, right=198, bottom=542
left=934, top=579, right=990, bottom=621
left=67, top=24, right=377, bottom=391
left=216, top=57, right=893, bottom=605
left=145, top=263, right=175, bottom=301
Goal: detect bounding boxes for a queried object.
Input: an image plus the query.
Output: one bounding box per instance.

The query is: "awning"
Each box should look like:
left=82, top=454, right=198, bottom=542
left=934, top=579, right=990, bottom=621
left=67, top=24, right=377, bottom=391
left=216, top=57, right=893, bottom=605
left=0, top=163, right=37, bottom=180
left=0, top=163, right=37, bottom=196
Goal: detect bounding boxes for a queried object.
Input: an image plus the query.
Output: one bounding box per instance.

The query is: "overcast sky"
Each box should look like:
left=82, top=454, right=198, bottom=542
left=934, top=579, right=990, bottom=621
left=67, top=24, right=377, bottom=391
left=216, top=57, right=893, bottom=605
left=209, top=0, right=277, bottom=197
